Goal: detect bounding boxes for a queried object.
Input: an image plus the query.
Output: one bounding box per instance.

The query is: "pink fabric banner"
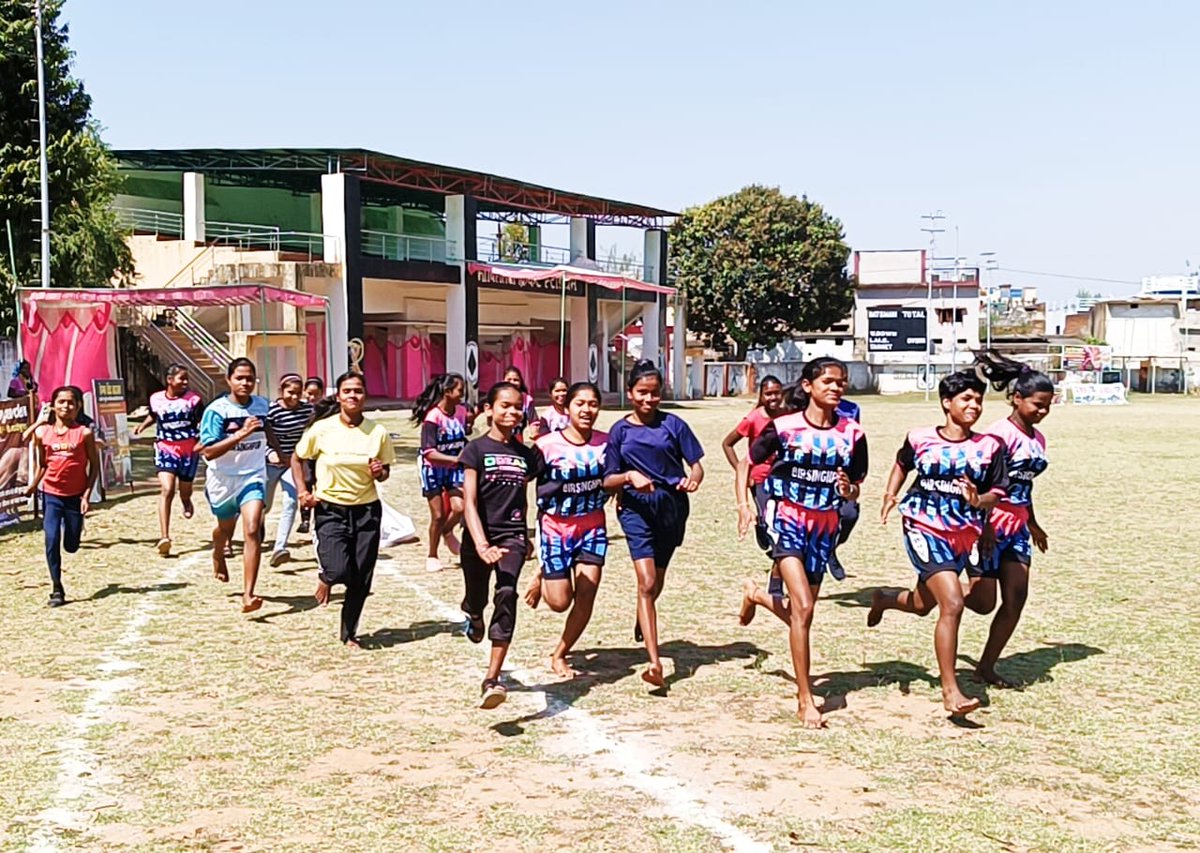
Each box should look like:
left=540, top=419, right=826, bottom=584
left=466, top=262, right=674, bottom=294
left=21, top=302, right=115, bottom=400
left=21, top=285, right=328, bottom=309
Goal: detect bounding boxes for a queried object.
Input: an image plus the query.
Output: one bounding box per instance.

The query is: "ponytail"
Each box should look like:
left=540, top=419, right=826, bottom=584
left=973, top=350, right=1054, bottom=397
left=626, top=359, right=663, bottom=391
left=411, top=372, right=465, bottom=424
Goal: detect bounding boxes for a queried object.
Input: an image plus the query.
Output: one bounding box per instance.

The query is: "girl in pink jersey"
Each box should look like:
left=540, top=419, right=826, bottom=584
left=530, top=377, right=570, bottom=439
left=412, top=373, right=472, bottom=573
left=869, top=370, right=1009, bottom=717
left=526, top=382, right=609, bottom=679
left=963, top=352, right=1054, bottom=687
left=27, top=386, right=100, bottom=607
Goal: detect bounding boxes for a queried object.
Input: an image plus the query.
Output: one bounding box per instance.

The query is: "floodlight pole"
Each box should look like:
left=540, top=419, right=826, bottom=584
left=35, top=0, right=51, bottom=288
left=920, top=212, right=946, bottom=400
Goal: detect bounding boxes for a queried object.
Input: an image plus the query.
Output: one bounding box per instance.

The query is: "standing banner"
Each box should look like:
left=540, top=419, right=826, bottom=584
left=92, top=378, right=132, bottom=491
left=0, top=396, right=33, bottom=530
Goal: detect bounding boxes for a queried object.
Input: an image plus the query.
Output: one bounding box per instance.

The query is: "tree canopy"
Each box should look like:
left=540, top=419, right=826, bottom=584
left=0, top=0, right=132, bottom=335
left=669, top=185, right=852, bottom=356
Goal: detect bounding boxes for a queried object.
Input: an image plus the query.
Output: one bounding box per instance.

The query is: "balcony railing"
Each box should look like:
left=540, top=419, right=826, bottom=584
left=116, top=207, right=183, bottom=236
left=361, top=230, right=454, bottom=263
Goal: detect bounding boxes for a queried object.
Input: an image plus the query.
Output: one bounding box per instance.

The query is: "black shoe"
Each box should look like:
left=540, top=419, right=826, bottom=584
left=465, top=614, right=485, bottom=644
left=634, top=619, right=643, bottom=643
left=48, top=589, right=65, bottom=608
left=828, top=551, right=847, bottom=582
left=297, top=521, right=310, bottom=535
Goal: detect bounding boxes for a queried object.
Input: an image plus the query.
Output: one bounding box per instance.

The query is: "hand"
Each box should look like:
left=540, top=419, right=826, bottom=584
left=298, top=491, right=319, bottom=509
left=737, top=504, right=754, bottom=540
left=627, top=471, right=655, bottom=493
left=676, top=474, right=700, bottom=493
left=266, top=449, right=281, bottom=466
left=834, top=469, right=856, bottom=499
left=80, top=496, right=90, bottom=516
left=880, top=493, right=898, bottom=526
left=978, top=523, right=997, bottom=560
left=1029, top=521, right=1049, bottom=553
left=959, top=477, right=981, bottom=508
left=479, top=544, right=508, bottom=565
left=25, top=483, right=37, bottom=497
left=239, top=416, right=263, bottom=437
left=368, top=457, right=386, bottom=480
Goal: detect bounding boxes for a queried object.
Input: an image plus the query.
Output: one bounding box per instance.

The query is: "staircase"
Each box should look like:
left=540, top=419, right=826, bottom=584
left=124, top=310, right=231, bottom=401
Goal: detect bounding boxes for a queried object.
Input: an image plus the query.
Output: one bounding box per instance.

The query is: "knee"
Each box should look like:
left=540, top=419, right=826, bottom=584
left=965, top=595, right=996, bottom=616
left=636, top=573, right=657, bottom=596
left=243, top=516, right=262, bottom=537
left=789, top=597, right=815, bottom=628
left=940, top=596, right=965, bottom=621
left=1003, top=584, right=1029, bottom=612
left=546, top=595, right=571, bottom=613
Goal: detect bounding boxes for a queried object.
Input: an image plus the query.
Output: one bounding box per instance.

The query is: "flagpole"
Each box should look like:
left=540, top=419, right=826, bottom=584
left=35, top=0, right=51, bottom=288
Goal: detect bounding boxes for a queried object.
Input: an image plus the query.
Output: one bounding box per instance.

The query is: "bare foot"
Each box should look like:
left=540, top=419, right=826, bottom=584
left=943, top=692, right=981, bottom=716
left=212, top=551, right=229, bottom=583
left=738, top=578, right=758, bottom=626
left=524, top=576, right=543, bottom=609
left=314, top=579, right=331, bottom=606
left=181, top=498, right=194, bottom=519
left=866, top=590, right=885, bottom=627
left=974, top=667, right=1017, bottom=689
left=798, top=700, right=826, bottom=729
left=641, top=663, right=665, bottom=688
left=549, top=655, right=576, bottom=680
left=156, top=538, right=172, bottom=557
left=345, top=638, right=361, bottom=650
left=241, top=595, right=263, bottom=614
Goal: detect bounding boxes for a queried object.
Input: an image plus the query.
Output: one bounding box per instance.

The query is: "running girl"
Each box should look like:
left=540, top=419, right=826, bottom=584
left=26, top=386, right=100, bottom=607
left=744, top=359, right=867, bottom=728
left=134, top=365, right=203, bottom=557
left=603, top=359, right=705, bottom=688
left=525, top=382, right=609, bottom=679
left=412, top=373, right=471, bottom=573
left=265, top=374, right=314, bottom=566
left=460, top=381, right=545, bottom=708
left=531, top=377, right=570, bottom=438
left=200, top=358, right=273, bottom=613
left=868, top=370, right=1009, bottom=717
left=296, top=376, right=325, bottom=536
left=503, top=365, right=538, bottom=440
left=963, top=351, right=1054, bottom=687
left=292, top=372, right=394, bottom=647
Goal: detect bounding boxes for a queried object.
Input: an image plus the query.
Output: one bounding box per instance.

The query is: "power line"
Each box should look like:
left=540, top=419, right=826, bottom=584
left=995, top=267, right=1141, bottom=286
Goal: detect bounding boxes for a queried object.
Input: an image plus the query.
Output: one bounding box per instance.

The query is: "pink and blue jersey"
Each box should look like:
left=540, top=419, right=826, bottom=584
left=985, top=417, right=1047, bottom=534
left=535, top=429, right=608, bottom=579
left=150, top=389, right=202, bottom=448
left=535, top=407, right=571, bottom=436
left=419, top=404, right=468, bottom=495
left=896, top=427, right=1009, bottom=539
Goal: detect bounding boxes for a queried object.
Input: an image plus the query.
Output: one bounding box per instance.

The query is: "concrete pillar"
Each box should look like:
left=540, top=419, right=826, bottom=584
left=643, top=229, right=669, bottom=369
left=569, top=217, right=595, bottom=262
left=183, top=172, right=205, bottom=243
left=444, top=195, right=478, bottom=396
left=672, top=296, right=688, bottom=399
left=641, top=298, right=661, bottom=368
left=321, top=173, right=364, bottom=377
left=569, top=295, right=588, bottom=382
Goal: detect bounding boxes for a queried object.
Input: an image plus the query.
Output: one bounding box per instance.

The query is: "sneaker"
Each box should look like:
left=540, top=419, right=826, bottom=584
left=425, top=557, right=444, bottom=573
left=465, top=614, right=485, bottom=644
left=443, top=531, right=461, bottom=557
left=48, top=589, right=65, bottom=608
left=480, top=679, right=507, bottom=709
left=297, top=520, right=310, bottom=535
left=270, top=549, right=290, bottom=568
left=828, top=551, right=847, bottom=582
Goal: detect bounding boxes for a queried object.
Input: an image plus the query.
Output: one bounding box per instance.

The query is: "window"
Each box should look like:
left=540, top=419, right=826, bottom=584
left=935, top=308, right=968, bottom=324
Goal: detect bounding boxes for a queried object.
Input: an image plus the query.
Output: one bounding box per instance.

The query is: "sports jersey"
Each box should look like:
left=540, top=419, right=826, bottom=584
left=149, top=389, right=202, bottom=446
left=603, top=412, right=705, bottom=489
left=736, top=407, right=775, bottom=485
left=37, top=423, right=90, bottom=497
left=458, top=434, right=544, bottom=541
left=535, top=429, right=608, bottom=518
left=750, top=412, right=868, bottom=512
left=199, top=394, right=271, bottom=506
left=535, top=407, right=571, bottom=436
left=419, top=404, right=468, bottom=495
left=896, top=427, right=1009, bottom=537
left=984, top=416, right=1048, bottom=549
left=294, top=415, right=396, bottom=506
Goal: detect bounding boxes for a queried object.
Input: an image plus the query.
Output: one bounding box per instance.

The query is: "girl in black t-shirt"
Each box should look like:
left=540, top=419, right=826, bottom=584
left=460, top=381, right=544, bottom=709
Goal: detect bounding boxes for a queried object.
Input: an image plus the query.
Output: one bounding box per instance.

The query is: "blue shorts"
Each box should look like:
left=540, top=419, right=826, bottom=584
left=967, top=525, right=1032, bottom=578
left=155, top=441, right=199, bottom=482
left=765, top=499, right=839, bottom=585
left=539, top=512, right=607, bottom=580
left=902, top=520, right=978, bottom=582
left=207, top=480, right=266, bottom=521
left=617, top=488, right=689, bottom=569
left=420, top=463, right=463, bottom=498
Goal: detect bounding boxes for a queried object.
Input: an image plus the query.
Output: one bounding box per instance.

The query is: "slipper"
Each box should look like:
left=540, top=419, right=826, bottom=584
left=241, top=597, right=263, bottom=614
left=156, top=538, right=172, bottom=557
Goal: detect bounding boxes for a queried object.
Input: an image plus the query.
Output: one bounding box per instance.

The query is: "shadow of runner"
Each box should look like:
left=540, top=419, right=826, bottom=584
left=356, top=621, right=459, bottom=649
left=83, top=581, right=190, bottom=601
left=958, top=642, right=1104, bottom=688
left=490, top=640, right=765, bottom=736
left=249, top=592, right=342, bottom=622
left=823, top=586, right=903, bottom=610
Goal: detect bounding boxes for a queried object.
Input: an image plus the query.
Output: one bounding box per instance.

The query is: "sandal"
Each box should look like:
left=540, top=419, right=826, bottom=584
left=480, top=679, right=507, bottom=709
left=465, top=614, right=485, bottom=644
left=156, top=538, right=172, bottom=557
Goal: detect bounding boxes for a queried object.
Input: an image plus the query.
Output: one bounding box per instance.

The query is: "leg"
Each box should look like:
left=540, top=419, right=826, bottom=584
left=314, top=503, right=355, bottom=612
left=483, top=543, right=525, bottom=682
left=551, top=564, right=601, bottom=679
left=61, top=496, right=84, bottom=556
left=741, top=575, right=792, bottom=625
left=340, top=502, right=381, bottom=645
left=239, top=499, right=265, bottom=612
left=922, top=571, right=980, bottom=715
left=425, top=493, right=445, bottom=562
left=633, top=557, right=665, bottom=686
left=962, top=575, right=998, bottom=615
left=867, top=581, right=937, bottom=626
left=271, top=475, right=299, bottom=561
left=42, top=494, right=65, bottom=597
left=157, top=471, right=177, bottom=543
left=442, top=493, right=464, bottom=553
left=975, top=559, right=1031, bottom=687
left=211, top=515, right=237, bottom=582
left=541, top=576, right=574, bottom=613
left=459, top=545, right=492, bottom=640
left=776, top=557, right=823, bottom=727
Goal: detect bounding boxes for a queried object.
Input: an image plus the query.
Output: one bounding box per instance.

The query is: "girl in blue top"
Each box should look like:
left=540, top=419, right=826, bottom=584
left=603, top=360, right=705, bottom=688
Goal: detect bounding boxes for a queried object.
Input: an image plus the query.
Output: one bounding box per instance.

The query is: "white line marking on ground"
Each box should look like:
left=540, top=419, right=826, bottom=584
left=377, top=560, right=772, bottom=853
left=27, top=554, right=203, bottom=853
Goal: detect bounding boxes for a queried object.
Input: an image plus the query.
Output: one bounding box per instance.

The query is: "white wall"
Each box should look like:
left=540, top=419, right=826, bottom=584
left=1104, top=303, right=1180, bottom=357
left=856, top=250, right=924, bottom=285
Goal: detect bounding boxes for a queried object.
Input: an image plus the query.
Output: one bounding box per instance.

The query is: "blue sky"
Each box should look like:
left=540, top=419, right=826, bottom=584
left=65, top=0, right=1200, bottom=301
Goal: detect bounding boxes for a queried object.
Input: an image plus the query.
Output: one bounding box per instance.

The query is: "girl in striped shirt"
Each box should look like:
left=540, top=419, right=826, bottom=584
left=266, top=374, right=314, bottom=566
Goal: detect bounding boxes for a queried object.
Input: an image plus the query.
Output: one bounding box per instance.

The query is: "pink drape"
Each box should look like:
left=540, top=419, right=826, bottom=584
left=305, top=318, right=327, bottom=382
left=21, top=303, right=115, bottom=399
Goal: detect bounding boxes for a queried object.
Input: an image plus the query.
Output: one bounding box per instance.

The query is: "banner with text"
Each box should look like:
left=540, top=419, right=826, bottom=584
left=0, top=396, right=33, bottom=530
left=867, top=306, right=927, bottom=353
left=92, top=378, right=132, bottom=490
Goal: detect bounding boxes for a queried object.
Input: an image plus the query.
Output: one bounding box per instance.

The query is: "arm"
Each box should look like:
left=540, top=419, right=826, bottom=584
left=836, top=434, right=869, bottom=501
left=132, top=412, right=156, bottom=437
left=201, top=416, right=261, bottom=461
left=462, top=468, right=506, bottom=564
left=26, top=432, right=46, bottom=495
left=721, top=426, right=743, bottom=470
left=80, top=430, right=101, bottom=514
left=290, top=451, right=317, bottom=509
left=264, top=419, right=284, bottom=460
left=420, top=420, right=460, bottom=466
left=964, top=439, right=1009, bottom=512
left=677, top=459, right=704, bottom=493
left=601, top=426, right=651, bottom=492
left=880, top=463, right=907, bottom=525
left=736, top=457, right=754, bottom=539
left=675, top=418, right=706, bottom=493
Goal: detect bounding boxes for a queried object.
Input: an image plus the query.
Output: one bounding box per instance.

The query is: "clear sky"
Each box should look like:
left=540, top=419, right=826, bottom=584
left=64, top=0, right=1200, bottom=301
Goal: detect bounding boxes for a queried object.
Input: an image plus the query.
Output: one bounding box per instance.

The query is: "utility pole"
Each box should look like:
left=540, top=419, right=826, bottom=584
left=980, top=251, right=997, bottom=351
left=951, top=226, right=960, bottom=370
left=35, top=0, right=51, bottom=288
left=919, top=211, right=945, bottom=400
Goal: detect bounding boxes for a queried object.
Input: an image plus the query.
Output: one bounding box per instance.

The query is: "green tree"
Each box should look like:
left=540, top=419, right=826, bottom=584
left=0, top=0, right=133, bottom=335
left=669, top=185, right=852, bottom=357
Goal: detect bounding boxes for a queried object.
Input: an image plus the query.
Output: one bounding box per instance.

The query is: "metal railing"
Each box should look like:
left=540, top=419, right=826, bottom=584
left=362, top=230, right=454, bottom=263
left=207, top=220, right=281, bottom=244
left=174, top=309, right=234, bottom=370
left=116, top=207, right=184, bottom=236
left=123, top=311, right=222, bottom=401
left=472, top=235, right=649, bottom=280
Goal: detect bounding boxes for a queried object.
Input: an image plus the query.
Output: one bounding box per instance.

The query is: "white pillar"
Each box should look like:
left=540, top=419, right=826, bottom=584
left=672, top=296, right=687, bottom=399
left=642, top=299, right=661, bottom=368
left=644, top=229, right=665, bottom=286
left=569, top=217, right=591, bottom=262
left=320, top=174, right=350, bottom=376
left=569, top=296, right=588, bottom=382
left=183, top=172, right=205, bottom=243
left=444, top=195, right=468, bottom=376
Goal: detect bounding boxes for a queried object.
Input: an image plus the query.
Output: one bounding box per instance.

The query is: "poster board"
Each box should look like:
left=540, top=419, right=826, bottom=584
left=867, top=306, right=928, bottom=353
left=92, top=378, right=132, bottom=490
left=0, top=396, right=33, bottom=530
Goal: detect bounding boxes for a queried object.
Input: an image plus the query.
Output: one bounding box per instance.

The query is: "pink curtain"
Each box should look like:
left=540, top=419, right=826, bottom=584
left=305, top=318, right=327, bottom=381
left=362, top=337, right=388, bottom=397
left=21, top=303, right=115, bottom=398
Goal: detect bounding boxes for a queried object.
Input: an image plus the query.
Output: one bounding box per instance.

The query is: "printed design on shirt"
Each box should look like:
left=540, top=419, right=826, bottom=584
left=763, top=414, right=864, bottom=511
left=540, top=409, right=571, bottom=434
left=991, top=419, right=1047, bottom=507
left=898, top=427, right=1004, bottom=534
left=536, top=431, right=608, bottom=518
left=419, top=405, right=467, bottom=493
left=150, top=390, right=202, bottom=445
left=481, top=452, right=530, bottom=486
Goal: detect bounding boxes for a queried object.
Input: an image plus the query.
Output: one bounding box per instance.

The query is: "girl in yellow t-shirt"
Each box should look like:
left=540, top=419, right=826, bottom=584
left=292, top=372, right=395, bottom=647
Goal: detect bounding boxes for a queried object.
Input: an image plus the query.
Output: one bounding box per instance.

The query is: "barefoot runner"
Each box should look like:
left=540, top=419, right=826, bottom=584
left=868, top=370, right=1009, bottom=717
left=524, top=382, right=609, bottom=679
left=963, top=351, right=1054, bottom=687
left=265, top=374, right=314, bottom=566
left=603, top=360, right=705, bottom=689
left=291, top=372, right=393, bottom=647
left=133, top=364, right=203, bottom=557
left=460, top=381, right=545, bottom=708
left=412, top=373, right=471, bottom=573
left=200, top=358, right=273, bottom=613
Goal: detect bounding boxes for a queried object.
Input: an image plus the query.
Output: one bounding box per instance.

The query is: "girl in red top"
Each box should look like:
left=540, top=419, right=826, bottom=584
left=27, top=386, right=100, bottom=607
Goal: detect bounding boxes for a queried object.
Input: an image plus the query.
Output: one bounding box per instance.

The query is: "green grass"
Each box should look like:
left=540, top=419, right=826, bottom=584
left=2, top=395, right=1199, bottom=851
